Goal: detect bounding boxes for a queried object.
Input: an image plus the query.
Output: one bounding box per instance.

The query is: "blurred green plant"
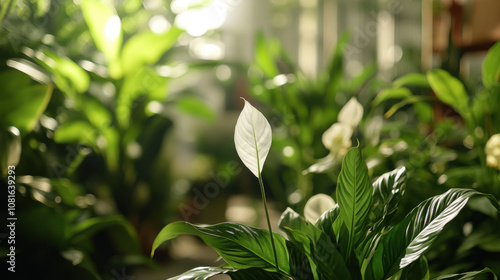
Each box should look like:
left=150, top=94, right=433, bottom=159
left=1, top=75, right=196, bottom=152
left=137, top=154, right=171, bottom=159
left=248, top=33, right=382, bottom=209
left=0, top=0, right=222, bottom=277
left=370, top=41, right=500, bottom=276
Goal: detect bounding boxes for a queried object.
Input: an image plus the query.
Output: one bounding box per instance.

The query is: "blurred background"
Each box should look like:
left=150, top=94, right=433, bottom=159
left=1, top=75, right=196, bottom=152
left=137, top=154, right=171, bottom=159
left=1, top=0, right=500, bottom=279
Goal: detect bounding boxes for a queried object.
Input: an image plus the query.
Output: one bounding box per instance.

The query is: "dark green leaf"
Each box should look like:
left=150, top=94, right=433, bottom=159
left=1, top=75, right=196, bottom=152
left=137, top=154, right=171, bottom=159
left=369, top=167, right=407, bottom=230
left=393, top=73, right=429, bottom=88
left=482, top=41, right=500, bottom=89
left=315, top=204, right=341, bottom=243
left=336, top=147, right=373, bottom=259
left=364, top=189, right=500, bottom=280
left=68, top=216, right=140, bottom=254
left=279, top=208, right=351, bottom=280
left=399, top=256, right=429, bottom=280
left=432, top=268, right=498, bottom=280
left=427, top=69, right=469, bottom=114
left=151, top=222, right=290, bottom=275
left=373, top=87, right=413, bottom=106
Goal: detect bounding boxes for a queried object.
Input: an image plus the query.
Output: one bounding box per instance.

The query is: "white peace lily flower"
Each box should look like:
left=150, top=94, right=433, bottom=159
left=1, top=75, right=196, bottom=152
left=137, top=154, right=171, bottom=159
left=485, top=133, right=500, bottom=169
left=322, top=122, right=353, bottom=157
left=338, top=97, right=364, bottom=127
left=304, top=193, right=336, bottom=223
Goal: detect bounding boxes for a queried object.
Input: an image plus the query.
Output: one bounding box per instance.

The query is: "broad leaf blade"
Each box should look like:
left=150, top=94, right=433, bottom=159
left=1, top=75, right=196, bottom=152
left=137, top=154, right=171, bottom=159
left=336, top=147, right=373, bottom=259
left=168, top=266, right=289, bottom=280
left=234, top=99, right=272, bottom=177
left=80, top=0, right=122, bottom=70
left=120, top=27, right=183, bottom=75
left=151, top=222, right=290, bottom=274
left=0, top=70, right=53, bottom=133
left=427, top=69, right=469, bottom=114
left=364, top=189, right=500, bottom=280
left=482, top=41, right=500, bottom=89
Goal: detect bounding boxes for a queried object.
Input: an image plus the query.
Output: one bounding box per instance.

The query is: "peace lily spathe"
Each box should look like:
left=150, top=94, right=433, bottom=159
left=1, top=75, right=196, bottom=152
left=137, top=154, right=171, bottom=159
left=234, top=99, right=272, bottom=177
left=485, top=133, right=500, bottom=170
left=338, top=97, right=364, bottom=127
left=304, top=193, right=336, bottom=223
left=303, top=97, right=363, bottom=174
left=233, top=98, right=279, bottom=271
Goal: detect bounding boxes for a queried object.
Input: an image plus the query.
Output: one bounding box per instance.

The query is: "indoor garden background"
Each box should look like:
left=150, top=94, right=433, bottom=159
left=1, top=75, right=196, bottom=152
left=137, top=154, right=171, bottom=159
left=1, top=0, right=500, bottom=279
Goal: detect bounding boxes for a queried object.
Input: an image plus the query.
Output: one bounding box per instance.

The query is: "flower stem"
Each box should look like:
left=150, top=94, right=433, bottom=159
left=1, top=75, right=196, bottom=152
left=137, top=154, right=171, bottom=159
left=258, top=171, right=279, bottom=272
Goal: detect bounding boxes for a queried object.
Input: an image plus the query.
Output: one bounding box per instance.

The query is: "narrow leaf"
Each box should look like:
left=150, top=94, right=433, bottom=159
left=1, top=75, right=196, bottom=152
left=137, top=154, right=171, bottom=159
left=151, top=222, right=290, bottom=274
left=234, top=99, right=272, bottom=177
left=372, top=88, right=413, bottom=107
left=336, top=147, right=373, bottom=259
left=393, top=73, right=430, bottom=88
left=482, top=41, right=500, bottom=89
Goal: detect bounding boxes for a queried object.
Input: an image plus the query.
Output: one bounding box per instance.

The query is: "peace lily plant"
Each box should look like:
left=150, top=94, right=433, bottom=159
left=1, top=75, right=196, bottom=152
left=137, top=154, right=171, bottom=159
left=151, top=100, right=500, bottom=280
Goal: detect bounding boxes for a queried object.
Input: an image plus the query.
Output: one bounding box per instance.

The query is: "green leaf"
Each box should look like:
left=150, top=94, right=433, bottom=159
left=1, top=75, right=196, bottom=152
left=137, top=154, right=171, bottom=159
left=54, top=121, right=96, bottom=144
left=121, top=27, right=183, bottom=75
left=358, top=167, right=407, bottom=262
left=0, top=70, right=53, bottom=133
left=279, top=208, right=351, bottom=280
left=80, top=0, right=122, bottom=67
left=68, top=216, right=140, bottom=254
left=432, top=268, right=498, bottom=280
left=315, top=204, right=341, bottom=243
left=373, top=87, right=413, bottom=106
left=0, top=127, right=21, bottom=176
left=116, top=68, right=167, bottom=127
left=427, top=69, right=469, bottom=114
left=254, top=33, right=280, bottom=78
left=34, top=50, right=90, bottom=94
left=399, top=256, right=429, bottom=280
left=168, top=266, right=289, bottom=280
left=176, top=95, right=216, bottom=123
left=336, top=147, right=373, bottom=260
left=151, top=222, right=290, bottom=275
left=393, top=73, right=430, bottom=88
left=364, top=189, right=500, bottom=280
left=482, top=41, right=500, bottom=88
left=368, top=167, right=407, bottom=231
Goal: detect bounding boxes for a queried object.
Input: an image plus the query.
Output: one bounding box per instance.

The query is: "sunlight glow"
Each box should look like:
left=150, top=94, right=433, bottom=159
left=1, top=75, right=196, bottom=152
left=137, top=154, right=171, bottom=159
left=174, top=0, right=228, bottom=37
left=104, top=15, right=121, bottom=41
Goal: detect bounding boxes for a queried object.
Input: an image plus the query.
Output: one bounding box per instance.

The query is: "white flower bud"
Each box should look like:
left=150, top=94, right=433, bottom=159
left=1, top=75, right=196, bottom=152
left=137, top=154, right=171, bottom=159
left=322, top=123, right=353, bottom=157
left=338, top=97, right=363, bottom=127
left=485, top=134, right=500, bottom=169
left=304, top=193, right=336, bottom=223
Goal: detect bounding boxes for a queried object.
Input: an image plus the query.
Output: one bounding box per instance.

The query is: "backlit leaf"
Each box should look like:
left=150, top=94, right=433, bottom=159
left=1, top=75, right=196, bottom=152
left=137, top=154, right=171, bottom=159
left=234, top=99, right=272, bottom=177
